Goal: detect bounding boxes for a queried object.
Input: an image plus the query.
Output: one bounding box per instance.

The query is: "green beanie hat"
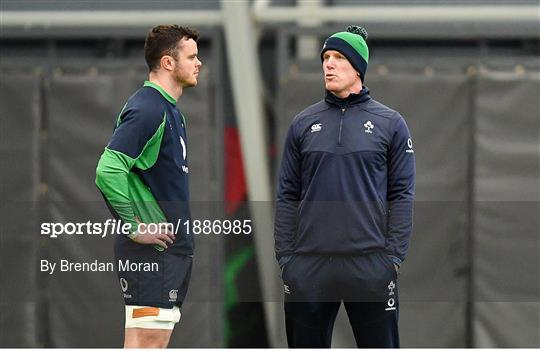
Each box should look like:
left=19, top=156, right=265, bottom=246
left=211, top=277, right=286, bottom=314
left=321, top=25, right=369, bottom=82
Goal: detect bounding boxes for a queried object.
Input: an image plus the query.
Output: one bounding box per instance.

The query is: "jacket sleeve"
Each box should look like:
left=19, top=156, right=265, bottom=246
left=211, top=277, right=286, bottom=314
left=95, top=105, right=165, bottom=236
left=274, top=121, right=302, bottom=264
left=385, top=115, right=416, bottom=265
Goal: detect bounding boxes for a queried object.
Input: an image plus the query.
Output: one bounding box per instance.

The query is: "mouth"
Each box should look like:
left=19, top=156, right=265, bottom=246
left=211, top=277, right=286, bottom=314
left=325, top=74, right=336, bottom=80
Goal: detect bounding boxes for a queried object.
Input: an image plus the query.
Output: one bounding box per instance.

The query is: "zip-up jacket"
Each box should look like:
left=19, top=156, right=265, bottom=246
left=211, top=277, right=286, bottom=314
left=275, top=87, right=415, bottom=266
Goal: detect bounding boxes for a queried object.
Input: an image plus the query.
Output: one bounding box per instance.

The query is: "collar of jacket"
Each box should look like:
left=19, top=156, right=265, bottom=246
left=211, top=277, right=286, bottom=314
left=324, top=86, right=371, bottom=108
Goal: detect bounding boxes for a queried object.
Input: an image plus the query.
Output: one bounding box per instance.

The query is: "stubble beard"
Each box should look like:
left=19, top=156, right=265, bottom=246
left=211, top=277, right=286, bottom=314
left=175, top=69, right=197, bottom=88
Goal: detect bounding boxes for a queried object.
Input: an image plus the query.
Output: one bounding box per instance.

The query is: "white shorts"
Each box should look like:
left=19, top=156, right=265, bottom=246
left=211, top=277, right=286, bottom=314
left=125, top=305, right=181, bottom=330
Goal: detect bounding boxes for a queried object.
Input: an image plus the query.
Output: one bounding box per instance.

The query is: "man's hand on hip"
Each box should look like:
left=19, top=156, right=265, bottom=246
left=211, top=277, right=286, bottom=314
left=131, top=221, right=175, bottom=249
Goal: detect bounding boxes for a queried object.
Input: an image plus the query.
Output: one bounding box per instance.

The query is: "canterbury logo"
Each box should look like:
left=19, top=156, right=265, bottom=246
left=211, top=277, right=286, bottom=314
left=311, top=123, right=322, bottom=132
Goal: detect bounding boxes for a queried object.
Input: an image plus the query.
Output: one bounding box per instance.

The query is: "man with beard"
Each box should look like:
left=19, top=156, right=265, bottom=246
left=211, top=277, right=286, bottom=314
left=275, top=26, right=415, bottom=347
left=96, top=25, right=202, bottom=348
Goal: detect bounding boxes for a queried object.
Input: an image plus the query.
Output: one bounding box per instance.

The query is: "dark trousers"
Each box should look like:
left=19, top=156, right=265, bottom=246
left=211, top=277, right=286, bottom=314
left=282, top=253, right=399, bottom=348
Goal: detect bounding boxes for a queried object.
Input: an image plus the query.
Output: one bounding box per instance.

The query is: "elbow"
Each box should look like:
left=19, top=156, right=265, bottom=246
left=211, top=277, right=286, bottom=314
left=95, top=167, right=104, bottom=190
left=388, top=178, right=415, bottom=201
left=95, top=161, right=108, bottom=190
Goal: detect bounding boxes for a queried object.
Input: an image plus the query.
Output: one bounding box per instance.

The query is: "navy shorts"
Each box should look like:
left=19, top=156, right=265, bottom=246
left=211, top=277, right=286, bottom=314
left=114, top=235, right=192, bottom=309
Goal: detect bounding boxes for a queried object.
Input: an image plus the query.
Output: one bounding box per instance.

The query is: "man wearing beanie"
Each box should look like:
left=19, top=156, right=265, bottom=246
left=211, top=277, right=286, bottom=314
left=274, top=26, right=415, bottom=347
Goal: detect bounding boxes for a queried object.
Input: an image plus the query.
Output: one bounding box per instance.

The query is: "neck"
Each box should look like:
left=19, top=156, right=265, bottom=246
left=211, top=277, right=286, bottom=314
left=148, top=71, right=182, bottom=101
left=325, top=85, right=370, bottom=107
left=333, top=81, right=362, bottom=99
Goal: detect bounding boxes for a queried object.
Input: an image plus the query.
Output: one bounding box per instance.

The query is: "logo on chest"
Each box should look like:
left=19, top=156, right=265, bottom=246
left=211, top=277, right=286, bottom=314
left=179, top=136, right=188, bottom=173
left=180, top=136, right=187, bottom=160
left=311, top=123, right=322, bottom=133
left=364, top=121, right=374, bottom=134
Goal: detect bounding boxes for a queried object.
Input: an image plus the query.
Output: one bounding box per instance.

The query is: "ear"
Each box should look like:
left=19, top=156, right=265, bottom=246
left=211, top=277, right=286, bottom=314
left=160, top=55, right=175, bottom=72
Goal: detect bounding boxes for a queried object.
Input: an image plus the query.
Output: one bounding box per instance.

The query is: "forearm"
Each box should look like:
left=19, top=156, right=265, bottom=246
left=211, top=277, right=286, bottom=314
left=274, top=199, right=299, bottom=262
left=385, top=199, right=414, bottom=265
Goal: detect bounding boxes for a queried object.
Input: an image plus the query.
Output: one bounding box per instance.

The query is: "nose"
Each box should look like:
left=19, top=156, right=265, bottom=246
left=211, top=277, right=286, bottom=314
left=324, top=57, right=335, bottom=70
left=197, top=58, right=202, bottom=68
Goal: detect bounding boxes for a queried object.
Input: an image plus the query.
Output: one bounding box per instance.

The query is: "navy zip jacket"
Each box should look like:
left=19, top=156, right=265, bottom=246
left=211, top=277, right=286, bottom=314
left=275, top=87, right=415, bottom=266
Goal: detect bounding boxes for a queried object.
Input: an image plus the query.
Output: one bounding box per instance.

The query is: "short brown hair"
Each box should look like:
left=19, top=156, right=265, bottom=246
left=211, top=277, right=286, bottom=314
left=144, top=25, right=199, bottom=72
